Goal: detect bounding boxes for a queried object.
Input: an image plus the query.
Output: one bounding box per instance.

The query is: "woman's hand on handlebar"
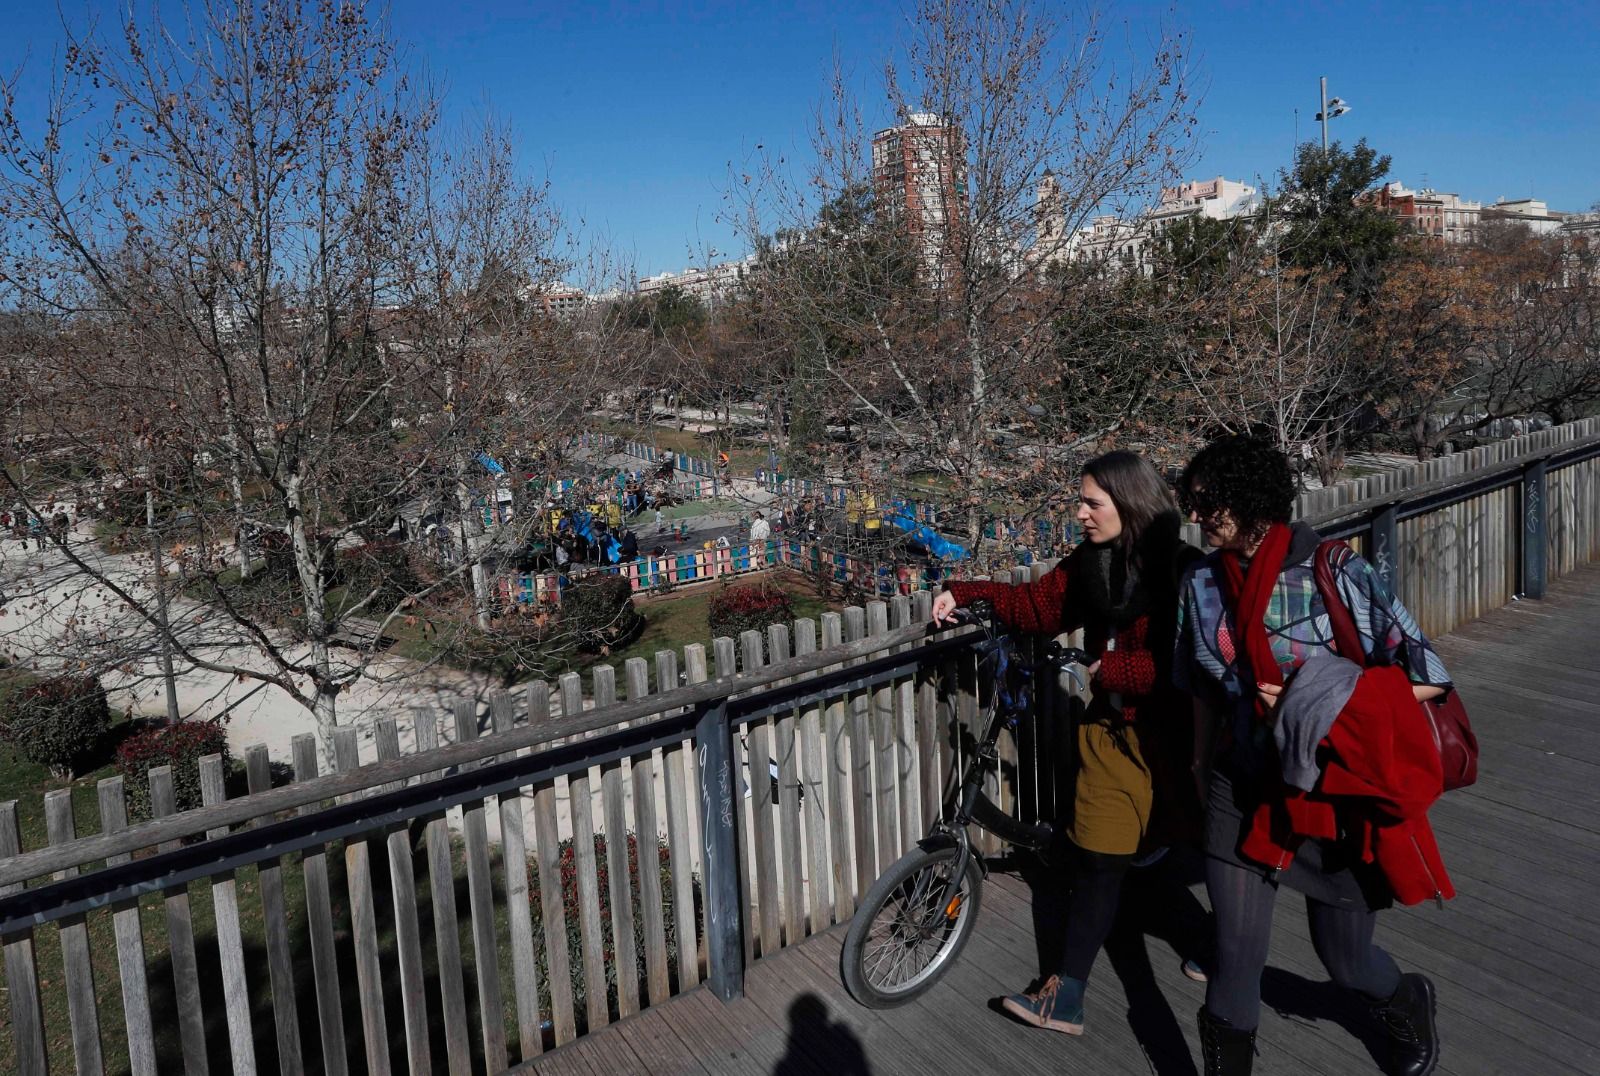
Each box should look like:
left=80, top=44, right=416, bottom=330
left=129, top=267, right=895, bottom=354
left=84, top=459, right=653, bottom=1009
left=931, top=591, right=959, bottom=626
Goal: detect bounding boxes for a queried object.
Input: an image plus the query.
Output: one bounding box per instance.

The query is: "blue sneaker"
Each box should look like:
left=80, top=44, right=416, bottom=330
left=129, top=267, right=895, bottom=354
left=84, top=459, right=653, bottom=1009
left=1000, top=974, right=1085, bottom=1035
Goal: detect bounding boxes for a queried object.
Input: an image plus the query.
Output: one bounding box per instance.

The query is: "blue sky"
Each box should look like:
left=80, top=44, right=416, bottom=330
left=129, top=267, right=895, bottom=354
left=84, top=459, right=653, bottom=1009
left=5, top=1, right=1598, bottom=276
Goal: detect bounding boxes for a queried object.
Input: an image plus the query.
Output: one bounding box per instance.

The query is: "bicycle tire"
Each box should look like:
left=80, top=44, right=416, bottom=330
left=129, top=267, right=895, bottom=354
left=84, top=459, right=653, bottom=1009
left=840, top=843, right=983, bottom=1008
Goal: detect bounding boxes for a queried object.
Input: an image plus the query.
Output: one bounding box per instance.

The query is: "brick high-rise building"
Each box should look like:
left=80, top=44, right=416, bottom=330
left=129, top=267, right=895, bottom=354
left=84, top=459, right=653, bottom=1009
left=871, top=112, right=967, bottom=284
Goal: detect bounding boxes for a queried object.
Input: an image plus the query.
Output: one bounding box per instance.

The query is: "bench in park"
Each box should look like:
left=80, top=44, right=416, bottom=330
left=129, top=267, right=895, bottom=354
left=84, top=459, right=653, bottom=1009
left=328, top=615, right=395, bottom=651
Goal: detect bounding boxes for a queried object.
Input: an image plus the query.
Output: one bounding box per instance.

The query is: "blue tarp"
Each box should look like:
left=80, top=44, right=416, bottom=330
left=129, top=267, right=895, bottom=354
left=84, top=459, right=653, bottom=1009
left=885, top=501, right=969, bottom=562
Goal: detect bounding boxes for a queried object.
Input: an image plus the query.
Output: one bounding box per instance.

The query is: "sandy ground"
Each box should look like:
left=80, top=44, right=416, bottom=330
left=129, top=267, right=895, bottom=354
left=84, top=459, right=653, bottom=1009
left=0, top=514, right=509, bottom=768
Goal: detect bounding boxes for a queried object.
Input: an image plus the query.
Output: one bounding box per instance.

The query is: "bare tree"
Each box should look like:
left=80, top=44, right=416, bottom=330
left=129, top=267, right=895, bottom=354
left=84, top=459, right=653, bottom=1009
left=0, top=1, right=608, bottom=753
left=738, top=0, right=1198, bottom=545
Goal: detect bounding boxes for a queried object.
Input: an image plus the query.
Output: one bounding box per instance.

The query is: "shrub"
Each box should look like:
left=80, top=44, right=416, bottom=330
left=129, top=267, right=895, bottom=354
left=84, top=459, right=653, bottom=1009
left=707, top=581, right=794, bottom=652
left=115, top=721, right=231, bottom=819
left=533, top=831, right=694, bottom=1028
left=0, top=676, right=111, bottom=779
left=560, top=576, right=644, bottom=653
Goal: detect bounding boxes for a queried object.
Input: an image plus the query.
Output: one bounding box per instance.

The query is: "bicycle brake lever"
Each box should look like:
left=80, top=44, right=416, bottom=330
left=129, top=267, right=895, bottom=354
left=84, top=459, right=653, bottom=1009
left=1059, top=665, right=1087, bottom=693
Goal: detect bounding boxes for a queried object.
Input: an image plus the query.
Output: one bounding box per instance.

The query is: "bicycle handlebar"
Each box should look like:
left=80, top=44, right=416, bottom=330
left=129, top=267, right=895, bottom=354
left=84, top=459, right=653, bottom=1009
left=935, top=604, right=1094, bottom=675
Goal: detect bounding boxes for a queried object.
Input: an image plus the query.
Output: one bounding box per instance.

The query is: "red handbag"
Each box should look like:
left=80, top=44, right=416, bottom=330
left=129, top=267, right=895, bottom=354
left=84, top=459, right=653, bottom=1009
left=1313, top=540, right=1480, bottom=791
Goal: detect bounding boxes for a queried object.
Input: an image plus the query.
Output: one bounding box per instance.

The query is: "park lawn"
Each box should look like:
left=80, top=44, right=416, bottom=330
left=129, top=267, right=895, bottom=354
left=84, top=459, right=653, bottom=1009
left=598, top=420, right=770, bottom=473
left=579, top=572, right=838, bottom=677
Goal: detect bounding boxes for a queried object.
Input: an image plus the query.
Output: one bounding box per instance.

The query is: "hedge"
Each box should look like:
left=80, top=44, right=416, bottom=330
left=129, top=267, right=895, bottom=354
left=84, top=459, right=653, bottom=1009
left=115, top=721, right=232, bottom=819
left=0, top=675, right=111, bottom=779
left=707, top=581, right=794, bottom=654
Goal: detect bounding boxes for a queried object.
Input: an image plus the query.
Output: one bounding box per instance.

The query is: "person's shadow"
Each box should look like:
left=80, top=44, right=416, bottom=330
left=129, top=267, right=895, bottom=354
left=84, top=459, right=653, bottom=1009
left=772, top=993, right=872, bottom=1076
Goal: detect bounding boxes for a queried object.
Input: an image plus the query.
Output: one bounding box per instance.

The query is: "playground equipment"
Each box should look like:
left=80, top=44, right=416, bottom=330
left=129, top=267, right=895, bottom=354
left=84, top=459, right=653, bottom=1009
left=884, top=501, right=969, bottom=562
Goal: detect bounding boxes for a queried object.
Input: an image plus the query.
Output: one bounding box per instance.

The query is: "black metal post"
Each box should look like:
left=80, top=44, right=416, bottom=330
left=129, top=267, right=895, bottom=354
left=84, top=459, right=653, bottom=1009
left=1371, top=504, right=1400, bottom=598
left=695, top=700, right=744, bottom=1001
left=1520, top=459, right=1548, bottom=599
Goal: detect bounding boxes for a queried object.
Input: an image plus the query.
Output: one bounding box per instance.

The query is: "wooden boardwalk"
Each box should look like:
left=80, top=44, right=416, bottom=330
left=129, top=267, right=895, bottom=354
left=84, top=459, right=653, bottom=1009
left=523, top=564, right=1600, bottom=1076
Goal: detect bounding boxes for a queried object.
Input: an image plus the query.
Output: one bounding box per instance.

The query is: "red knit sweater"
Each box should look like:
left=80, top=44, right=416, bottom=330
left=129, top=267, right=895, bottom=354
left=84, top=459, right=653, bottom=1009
left=945, top=557, right=1165, bottom=723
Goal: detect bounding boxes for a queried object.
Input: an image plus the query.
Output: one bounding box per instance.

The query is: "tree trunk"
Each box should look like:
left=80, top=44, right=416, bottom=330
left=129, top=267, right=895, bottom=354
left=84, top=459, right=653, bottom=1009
left=145, top=489, right=181, bottom=724
left=452, top=466, right=493, bottom=630
left=286, top=476, right=339, bottom=759
left=225, top=420, right=251, bottom=579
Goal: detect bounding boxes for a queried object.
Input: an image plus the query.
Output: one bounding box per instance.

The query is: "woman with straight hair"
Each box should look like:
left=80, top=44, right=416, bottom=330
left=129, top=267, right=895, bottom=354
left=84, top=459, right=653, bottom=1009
left=931, top=450, right=1202, bottom=1037
left=1175, top=435, right=1452, bottom=1076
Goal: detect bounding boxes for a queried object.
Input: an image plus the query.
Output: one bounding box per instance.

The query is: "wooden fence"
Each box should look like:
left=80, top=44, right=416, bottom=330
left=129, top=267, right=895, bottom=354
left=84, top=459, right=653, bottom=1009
left=1294, top=417, right=1600, bottom=639
left=3, top=420, right=1599, bottom=1075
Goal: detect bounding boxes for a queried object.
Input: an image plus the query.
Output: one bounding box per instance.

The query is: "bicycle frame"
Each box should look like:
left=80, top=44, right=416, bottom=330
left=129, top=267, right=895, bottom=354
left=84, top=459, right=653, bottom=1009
left=923, top=613, right=1087, bottom=922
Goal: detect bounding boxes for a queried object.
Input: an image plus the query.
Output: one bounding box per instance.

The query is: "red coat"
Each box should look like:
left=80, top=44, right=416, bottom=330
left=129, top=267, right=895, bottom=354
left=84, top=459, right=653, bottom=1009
left=1239, top=664, right=1455, bottom=907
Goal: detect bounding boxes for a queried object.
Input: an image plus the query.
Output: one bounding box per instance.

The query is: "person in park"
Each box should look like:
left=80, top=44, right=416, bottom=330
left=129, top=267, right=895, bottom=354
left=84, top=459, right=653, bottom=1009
left=1175, top=436, right=1452, bottom=1076
left=930, top=451, right=1202, bottom=1039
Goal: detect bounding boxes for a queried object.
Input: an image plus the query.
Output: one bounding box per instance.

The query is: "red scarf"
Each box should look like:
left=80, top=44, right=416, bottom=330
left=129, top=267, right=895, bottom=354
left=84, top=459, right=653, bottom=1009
left=1218, top=522, right=1292, bottom=722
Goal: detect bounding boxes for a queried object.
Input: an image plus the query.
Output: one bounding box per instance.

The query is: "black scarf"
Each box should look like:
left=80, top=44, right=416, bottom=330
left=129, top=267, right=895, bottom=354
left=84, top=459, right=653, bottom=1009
left=1074, top=511, right=1190, bottom=629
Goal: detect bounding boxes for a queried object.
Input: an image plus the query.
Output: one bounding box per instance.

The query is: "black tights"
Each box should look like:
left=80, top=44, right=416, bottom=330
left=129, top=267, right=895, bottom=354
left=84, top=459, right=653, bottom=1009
left=1057, top=845, right=1134, bottom=981
left=1204, top=855, right=1401, bottom=1030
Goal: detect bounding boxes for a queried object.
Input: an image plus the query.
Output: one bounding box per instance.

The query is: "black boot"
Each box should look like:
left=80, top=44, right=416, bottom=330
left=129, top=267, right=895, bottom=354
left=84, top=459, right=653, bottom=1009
left=1197, top=1006, right=1255, bottom=1076
left=1370, top=972, right=1440, bottom=1076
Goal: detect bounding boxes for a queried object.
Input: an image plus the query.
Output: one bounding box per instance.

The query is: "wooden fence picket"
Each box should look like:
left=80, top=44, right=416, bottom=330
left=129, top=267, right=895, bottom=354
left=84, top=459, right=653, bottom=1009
left=289, top=736, right=349, bottom=1076
left=1, top=801, right=49, bottom=1076
left=95, top=777, right=158, bottom=1076
left=450, top=702, right=510, bottom=1069
left=560, top=673, right=610, bottom=1034
left=410, top=714, right=473, bottom=1074
left=665, top=646, right=705, bottom=988
left=329, top=730, right=388, bottom=1076
left=867, top=603, right=901, bottom=871
left=370, top=720, right=432, bottom=1074
left=741, top=630, right=782, bottom=958
left=44, top=788, right=105, bottom=1074
left=488, top=692, right=544, bottom=1062
left=767, top=621, right=806, bottom=949
left=820, top=612, right=854, bottom=920
left=594, top=665, right=642, bottom=1018
left=625, top=657, right=672, bottom=1005
left=241, top=747, right=303, bottom=1076
left=843, top=606, right=877, bottom=894
left=792, top=618, right=832, bottom=935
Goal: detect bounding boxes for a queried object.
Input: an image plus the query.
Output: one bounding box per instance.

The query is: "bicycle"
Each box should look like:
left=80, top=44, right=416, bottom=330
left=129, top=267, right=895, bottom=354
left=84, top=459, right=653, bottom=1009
left=840, top=605, right=1091, bottom=1007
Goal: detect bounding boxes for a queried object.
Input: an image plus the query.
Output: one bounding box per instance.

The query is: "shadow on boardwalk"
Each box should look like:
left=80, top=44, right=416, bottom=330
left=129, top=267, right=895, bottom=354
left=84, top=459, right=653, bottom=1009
left=534, top=563, right=1600, bottom=1076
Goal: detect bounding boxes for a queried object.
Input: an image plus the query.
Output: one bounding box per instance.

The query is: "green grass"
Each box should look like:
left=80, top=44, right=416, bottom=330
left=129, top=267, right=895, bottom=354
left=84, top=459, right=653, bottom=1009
left=577, top=573, right=837, bottom=676
left=597, top=421, right=771, bottom=473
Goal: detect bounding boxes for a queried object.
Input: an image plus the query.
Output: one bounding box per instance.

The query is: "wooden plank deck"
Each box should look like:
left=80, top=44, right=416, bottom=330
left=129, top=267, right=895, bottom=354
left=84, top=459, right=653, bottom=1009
left=521, top=563, right=1600, bottom=1076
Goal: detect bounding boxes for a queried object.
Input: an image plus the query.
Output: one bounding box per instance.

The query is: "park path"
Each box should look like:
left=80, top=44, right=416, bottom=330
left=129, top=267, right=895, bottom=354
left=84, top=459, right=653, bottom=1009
left=0, top=516, right=503, bottom=765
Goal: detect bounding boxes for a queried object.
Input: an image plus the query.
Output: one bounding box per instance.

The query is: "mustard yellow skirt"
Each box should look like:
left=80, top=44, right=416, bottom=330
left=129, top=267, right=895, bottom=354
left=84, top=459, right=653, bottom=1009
left=1067, top=722, right=1154, bottom=856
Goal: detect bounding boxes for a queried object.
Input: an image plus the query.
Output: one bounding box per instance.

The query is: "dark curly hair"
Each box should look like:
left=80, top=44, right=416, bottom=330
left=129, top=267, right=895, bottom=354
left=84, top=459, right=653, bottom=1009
left=1179, top=435, right=1296, bottom=540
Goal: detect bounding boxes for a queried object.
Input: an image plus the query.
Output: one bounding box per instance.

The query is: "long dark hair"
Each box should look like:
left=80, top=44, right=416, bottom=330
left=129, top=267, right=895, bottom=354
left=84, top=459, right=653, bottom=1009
left=1081, top=450, right=1179, bottom=569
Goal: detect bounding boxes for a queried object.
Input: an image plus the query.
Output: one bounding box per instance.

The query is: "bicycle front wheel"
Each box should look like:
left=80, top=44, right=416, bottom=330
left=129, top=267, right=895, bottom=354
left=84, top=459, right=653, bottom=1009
left=840, top=842, right=983, bottom=1008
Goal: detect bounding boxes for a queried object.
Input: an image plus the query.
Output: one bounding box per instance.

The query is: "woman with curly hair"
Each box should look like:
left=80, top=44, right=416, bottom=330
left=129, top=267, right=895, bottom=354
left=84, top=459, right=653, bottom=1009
left=930, top=451, right=1203, bottom=1039
left=1176, top=435, right=1453, bottom=1076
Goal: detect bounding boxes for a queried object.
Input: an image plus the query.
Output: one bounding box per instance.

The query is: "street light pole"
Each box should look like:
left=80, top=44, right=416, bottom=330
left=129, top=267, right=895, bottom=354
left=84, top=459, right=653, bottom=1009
left=1315, top=77, right=1351, bottom=154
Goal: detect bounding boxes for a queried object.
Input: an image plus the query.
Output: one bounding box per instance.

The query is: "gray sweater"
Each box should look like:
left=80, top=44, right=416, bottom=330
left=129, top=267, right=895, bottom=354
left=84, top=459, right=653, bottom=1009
left=1275, top=653, right=1363, bottom=791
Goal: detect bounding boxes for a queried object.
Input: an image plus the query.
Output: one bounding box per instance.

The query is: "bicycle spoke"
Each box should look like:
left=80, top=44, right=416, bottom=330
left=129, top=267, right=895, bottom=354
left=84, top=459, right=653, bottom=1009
left=857, top=860, right=970, bottom=992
